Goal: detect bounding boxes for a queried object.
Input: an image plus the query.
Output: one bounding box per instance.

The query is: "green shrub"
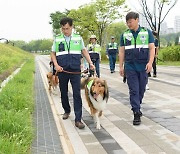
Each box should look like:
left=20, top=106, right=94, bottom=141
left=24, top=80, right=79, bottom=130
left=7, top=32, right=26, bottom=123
left=160, top=45, right=180, bottom=61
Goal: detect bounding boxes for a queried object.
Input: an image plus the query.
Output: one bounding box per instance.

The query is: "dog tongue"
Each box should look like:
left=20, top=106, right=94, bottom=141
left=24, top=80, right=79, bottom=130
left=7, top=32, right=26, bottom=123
left=93, top=94, right=98, bottom=99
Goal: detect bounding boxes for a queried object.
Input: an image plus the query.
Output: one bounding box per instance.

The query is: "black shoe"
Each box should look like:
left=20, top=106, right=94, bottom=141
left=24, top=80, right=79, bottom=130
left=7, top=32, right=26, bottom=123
left=139, top=111, right=143, bottom=117
left=111, top=70, right=113, bottom=73
left=153, top=74, right=157, bottom=77
left=133, top=112, right=141, bottom=125
left=75, top=121, right=85, bottom=129
left=62, top=113, right=70, bottom=120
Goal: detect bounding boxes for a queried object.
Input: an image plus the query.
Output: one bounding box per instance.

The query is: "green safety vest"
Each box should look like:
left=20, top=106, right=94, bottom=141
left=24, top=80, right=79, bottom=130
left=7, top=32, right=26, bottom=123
left=108, top=42, right=118, bottom=49
left=87, top=43, right=101, bottom=54
left=55, top=34, right=82, bottom=56
left=54, top=33, right=82, bottom=71
left=123, top=28, right=149, bottom=63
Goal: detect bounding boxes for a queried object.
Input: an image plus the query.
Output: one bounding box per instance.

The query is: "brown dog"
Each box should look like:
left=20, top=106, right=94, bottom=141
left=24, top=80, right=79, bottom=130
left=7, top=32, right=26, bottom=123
left=47, top=72, right=59, bottom=93
left=81, top=77, right=109, bottom=129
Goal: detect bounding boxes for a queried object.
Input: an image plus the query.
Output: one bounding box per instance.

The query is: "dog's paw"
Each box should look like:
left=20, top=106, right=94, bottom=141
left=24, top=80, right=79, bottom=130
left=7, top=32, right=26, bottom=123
left=96, top=125, right=101, bottom=130
left=96, top=123, right=101, bottom=129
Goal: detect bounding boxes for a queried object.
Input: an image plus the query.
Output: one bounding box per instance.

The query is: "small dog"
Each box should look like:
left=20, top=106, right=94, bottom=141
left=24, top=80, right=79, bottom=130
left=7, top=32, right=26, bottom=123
left=81, top=77, right=109, bottom=129
left=47, top=72, right=59, bottom=94
left=47, top=60, right=59, bottom=94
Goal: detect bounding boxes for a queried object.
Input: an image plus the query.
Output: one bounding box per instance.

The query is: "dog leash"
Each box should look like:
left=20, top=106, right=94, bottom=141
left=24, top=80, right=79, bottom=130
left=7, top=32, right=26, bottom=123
left=60, top=69, right=96, bottom=75
left=62, top=70, right=81, bottom=74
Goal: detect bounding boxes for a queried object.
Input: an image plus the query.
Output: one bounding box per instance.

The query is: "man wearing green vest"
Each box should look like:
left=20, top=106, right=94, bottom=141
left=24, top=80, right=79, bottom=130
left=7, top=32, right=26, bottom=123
left=51, top=17, right=95, bottom=129
left=87, top=35, right=101, bottom=77
left=106, top=36, right=118, bottom=73
left=119, top=12, right=155, bottom=125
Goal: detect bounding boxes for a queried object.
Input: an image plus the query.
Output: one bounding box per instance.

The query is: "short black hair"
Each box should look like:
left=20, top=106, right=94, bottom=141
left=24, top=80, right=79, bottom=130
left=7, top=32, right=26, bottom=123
left=126, top=11, right=139, bottom=21
left=60, top=17, right=73, bottom=26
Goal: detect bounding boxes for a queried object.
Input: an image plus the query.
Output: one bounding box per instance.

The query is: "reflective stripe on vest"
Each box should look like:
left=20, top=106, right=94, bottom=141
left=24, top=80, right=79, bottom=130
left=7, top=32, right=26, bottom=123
left=125, top=44, right=149, bottom=50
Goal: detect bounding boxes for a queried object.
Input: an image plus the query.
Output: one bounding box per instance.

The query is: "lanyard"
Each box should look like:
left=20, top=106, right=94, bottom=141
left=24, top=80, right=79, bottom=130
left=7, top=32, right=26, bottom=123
left=64, top=36, right=71, bottom=52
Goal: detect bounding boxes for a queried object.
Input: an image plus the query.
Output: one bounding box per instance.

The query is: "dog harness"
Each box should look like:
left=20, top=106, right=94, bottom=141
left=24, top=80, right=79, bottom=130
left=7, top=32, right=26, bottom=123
left=87, top=79, right=94, bottom=91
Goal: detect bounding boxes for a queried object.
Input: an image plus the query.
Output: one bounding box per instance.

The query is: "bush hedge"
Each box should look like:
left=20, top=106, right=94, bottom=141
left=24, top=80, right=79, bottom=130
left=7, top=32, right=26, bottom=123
left=160, top=45, right=180, bottom=61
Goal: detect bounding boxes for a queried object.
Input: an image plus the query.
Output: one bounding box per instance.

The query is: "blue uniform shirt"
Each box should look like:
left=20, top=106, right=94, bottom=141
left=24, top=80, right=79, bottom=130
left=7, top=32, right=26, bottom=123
left=120, top=26, right=154, bottom=71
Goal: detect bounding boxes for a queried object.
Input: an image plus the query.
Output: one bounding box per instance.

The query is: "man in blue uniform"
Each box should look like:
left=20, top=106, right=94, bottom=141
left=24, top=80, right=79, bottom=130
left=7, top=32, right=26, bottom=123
left=119, top=12, right=155, bottom=125
left=51, top=17, right=95, bottom=129
left=87, top=35, right=101, bottom=77
left=106, top=36, right=118, bottom=73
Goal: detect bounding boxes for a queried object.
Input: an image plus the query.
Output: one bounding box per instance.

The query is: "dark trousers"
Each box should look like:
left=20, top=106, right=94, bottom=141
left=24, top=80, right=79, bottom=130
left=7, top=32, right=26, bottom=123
left=108, top=54, right=116, bottom=71
left=152, top=57, right=157, bottom=75
left=58, top=72, right=82, bottom=122
left=89, top=58, right=100, bottom=77
left=126, top=70, right=148, bottom=112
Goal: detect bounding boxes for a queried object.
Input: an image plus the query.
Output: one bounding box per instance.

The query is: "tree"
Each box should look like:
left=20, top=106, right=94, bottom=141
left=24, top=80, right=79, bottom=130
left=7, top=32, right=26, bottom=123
left=67, top=5, right=98, bottom=45
left=39, top=39, right=53, bottom=52
left=11, top=40, right=27, bottom=50
left=175, top=35, right=179, bottom=45
left=49, top=10, right=70, bottom=36
left=91, top=0, right=126, bottom=46
left=105, top=22, right=127, bottom=44
left=137, top=0, right=177, bottom=45
left=68, top=0, right=127, bottom=46
left=49, top=0, right=127, bottom=46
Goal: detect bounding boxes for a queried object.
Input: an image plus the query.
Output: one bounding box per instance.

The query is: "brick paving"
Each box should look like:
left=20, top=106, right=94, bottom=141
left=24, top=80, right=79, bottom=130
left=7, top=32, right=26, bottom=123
left=32, top=55, right=180, bottom=154
left=31, top=59, right=64, bottom=154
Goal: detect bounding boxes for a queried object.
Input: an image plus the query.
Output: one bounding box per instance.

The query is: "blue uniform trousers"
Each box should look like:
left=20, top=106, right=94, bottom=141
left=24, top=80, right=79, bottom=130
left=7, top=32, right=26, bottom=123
left=108, top=54, right=117, bottom=72
left=126, top=70, right=148, bottom=112
left=58, top=72, right=82, bottom=122
left=90, top=58, right=100, bottom=77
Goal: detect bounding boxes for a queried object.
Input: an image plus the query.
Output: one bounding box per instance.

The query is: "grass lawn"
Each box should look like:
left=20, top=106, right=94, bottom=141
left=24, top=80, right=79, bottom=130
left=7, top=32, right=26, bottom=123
left=0, top=44, right=35, bottom=153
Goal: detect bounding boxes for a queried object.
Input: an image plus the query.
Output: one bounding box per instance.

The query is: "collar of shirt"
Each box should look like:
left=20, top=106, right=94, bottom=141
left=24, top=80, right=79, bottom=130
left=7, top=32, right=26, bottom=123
left=63, top=34, right=72, bottom=43
left=130, top=26, right=141, bottom=39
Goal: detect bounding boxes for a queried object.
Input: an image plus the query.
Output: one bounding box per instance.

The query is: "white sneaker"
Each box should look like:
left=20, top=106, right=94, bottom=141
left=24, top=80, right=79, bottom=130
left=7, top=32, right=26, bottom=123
left=146, top=85, right=150, bottom=90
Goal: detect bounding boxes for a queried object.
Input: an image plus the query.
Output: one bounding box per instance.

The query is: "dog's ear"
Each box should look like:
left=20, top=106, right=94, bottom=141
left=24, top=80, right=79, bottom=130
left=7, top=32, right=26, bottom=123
left=81, top=77, right=90, bottom=89
left=103, top=80, right=109, bottom=101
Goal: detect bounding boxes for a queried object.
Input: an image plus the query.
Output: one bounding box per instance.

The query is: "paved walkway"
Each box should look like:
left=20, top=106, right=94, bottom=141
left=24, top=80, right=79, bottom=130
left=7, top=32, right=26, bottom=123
left=32, top=55, right=180, bottom=154
left=31, top=57, right=64, bottom=153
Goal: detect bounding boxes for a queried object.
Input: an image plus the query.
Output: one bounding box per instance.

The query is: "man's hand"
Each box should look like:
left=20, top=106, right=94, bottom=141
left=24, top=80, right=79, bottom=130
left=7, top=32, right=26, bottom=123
left=55, top=64, right=63, bottom=72
left=106, top=55, right=109, bottom=59
left=89, top=63, right=95, bottom=70
left=145, top=62, right=152, bottom=73
left=119, top=67, right=124, bottom=77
